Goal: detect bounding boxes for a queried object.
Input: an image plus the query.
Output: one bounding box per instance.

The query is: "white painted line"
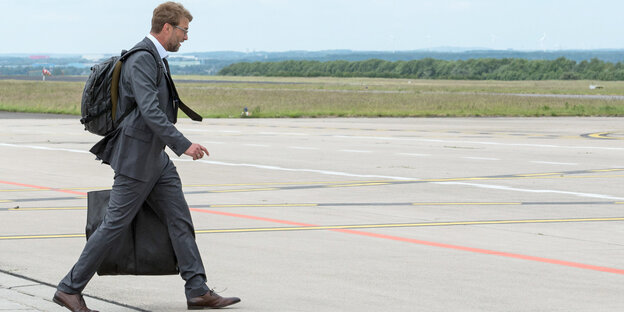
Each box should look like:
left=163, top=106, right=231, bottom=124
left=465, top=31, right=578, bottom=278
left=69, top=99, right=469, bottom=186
left=397, top=153, right=430, bottom=157
left=175, top=159, right=416, bottom=181
left=332, top=135, right=624, bottom=151
left=259, top=132, right=307, bottom=136
left=530, top=161, right=578, bottom=166
left=436, top=181, right=624, bottom=200
left=462, top=157, right=500, bottom=161
left=0, top=141, right=417, bottom=181
left=218, top=130, right=241, bottom=134
left=243, top=144, right=270, bottom=147
left=340, top=149, right=373, bottom=153
left=289, top=146, right=320, bottom=150
left=0, top=143, right=90, bottom=154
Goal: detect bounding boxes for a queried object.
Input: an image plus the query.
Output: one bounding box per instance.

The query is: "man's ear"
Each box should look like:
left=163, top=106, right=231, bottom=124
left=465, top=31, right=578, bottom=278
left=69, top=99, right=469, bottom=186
left=161, top=23, right=171, bottom=34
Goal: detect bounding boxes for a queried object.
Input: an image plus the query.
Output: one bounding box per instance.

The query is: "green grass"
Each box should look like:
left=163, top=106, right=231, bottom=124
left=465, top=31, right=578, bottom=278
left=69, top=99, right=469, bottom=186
left=1, top=77, right=623, bottom=118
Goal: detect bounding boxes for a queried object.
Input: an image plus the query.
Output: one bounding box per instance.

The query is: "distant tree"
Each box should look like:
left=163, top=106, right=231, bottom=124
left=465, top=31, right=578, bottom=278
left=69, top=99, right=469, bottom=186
left=217, top=57, right=624, bottom=81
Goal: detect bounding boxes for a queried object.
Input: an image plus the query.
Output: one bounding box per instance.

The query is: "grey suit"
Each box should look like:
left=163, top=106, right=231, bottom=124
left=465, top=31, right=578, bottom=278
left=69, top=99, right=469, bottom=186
left=58, top=37, right=210, bottom=299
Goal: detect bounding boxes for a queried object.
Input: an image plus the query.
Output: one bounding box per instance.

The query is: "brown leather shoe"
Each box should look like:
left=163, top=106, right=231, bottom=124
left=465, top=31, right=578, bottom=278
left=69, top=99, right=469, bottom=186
left=187, top=290, right=241, bottom=309
left=53, top=290, right=99, bottom=312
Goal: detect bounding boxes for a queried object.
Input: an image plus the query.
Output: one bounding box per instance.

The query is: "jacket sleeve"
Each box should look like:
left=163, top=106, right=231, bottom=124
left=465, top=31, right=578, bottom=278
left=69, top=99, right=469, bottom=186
left=125, top=52, right=191, bottom=156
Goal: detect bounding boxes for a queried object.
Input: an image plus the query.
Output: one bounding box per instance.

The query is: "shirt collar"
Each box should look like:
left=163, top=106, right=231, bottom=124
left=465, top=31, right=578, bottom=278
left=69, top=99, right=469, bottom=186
left=147, top=33, right=169, bottom=59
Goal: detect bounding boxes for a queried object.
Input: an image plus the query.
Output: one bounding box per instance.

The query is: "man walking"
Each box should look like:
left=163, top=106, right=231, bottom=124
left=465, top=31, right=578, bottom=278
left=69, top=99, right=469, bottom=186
left=53, top=2, right=240, bottom=311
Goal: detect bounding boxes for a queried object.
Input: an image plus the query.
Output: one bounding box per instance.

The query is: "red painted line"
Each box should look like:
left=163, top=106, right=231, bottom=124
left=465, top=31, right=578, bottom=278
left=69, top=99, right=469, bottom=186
left=333, top=228, right=624, bottom=275
left=189, top=208, right=313, bottom=227
left=3, top=178, right=620, bottom=275
left=0, top=180, right=87, bottom=196
left=191, top=208, right=624, bottom=275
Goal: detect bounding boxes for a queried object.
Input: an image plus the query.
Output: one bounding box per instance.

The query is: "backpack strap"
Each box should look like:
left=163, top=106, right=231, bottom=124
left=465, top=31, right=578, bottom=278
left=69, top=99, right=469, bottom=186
left=111, top=48, right=164, bottom=126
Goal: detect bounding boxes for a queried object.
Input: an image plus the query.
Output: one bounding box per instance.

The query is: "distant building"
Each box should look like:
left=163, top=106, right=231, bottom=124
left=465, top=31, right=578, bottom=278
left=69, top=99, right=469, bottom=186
left=29, top=55, right=50, bottom=60
left=82, top=54, right=108, bottom=62
left=168, top=55, right=200, bottom=67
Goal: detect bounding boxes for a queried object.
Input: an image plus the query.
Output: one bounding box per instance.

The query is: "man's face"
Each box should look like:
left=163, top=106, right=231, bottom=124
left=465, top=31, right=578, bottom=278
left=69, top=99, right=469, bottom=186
left=166, top=17, right=189, bottom=52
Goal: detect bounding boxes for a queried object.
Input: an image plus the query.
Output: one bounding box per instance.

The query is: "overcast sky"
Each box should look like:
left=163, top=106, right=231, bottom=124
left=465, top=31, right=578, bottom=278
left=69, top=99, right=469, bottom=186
left=2, top=0, right=623, bottom=54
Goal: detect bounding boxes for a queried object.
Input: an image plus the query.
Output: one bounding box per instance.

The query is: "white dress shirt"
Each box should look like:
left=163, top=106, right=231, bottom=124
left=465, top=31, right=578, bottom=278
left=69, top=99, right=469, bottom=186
left=146, top=33, right=168, bottom=72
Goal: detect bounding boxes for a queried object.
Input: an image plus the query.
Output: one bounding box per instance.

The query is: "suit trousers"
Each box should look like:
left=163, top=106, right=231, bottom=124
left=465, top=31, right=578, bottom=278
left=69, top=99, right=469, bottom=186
left=57, top=157, right=210, bottom=299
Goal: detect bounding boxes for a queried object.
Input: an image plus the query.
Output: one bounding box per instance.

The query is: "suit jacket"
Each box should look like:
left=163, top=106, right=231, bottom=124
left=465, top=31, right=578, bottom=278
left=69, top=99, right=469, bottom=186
left=90, top=37, right=191, bottom=181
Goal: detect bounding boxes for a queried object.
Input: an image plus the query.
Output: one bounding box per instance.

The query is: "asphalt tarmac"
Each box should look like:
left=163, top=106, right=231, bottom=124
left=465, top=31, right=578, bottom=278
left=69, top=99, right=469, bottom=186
left=0, top=114, right=623, bottom=311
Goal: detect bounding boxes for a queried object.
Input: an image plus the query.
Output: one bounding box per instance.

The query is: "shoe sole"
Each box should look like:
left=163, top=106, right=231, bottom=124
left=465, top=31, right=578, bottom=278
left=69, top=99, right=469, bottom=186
left=187, top=301, right=240, bottom=310
left=53, top=296, right=65, bottom=307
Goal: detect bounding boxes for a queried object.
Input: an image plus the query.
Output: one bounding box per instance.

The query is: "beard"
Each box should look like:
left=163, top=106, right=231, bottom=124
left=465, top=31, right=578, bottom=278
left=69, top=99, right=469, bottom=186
left=166, top=36, right=181, bottom=52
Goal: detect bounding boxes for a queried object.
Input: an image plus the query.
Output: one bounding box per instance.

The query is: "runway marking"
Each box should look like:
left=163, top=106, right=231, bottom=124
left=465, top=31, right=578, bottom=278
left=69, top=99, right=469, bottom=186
left=3, top=200, right=624, bottom=211
left=339, top=149, right=373, bottom=153
left=330, top=135, right=624, bottom=151
left=328, top=182, right=390, bottom=187
left=462, top=157, right=500, bottom=161
left=189, top=209, right=624, bottom=275
left=259, top=132, right=307, bottom=136
left=0, top=180, right=88, bottom=196
left=209, top=204, right=318, bottom=208
left=2, top=141, right=623, bottom=181
left=0, top=234, right=85, bottom=240
left=177, top=158, right=415, bottom=180
left=583, top=132, right=624, bottom=140
left=4, top=217, right=623, bottom=240
left=435, top=181, right=624, bottom=201
left=591, top=169, right=622, bottom=172
left=6, top=207, right=87, bottom=211
left=243, top=143, right=270, bottom=147
left=3, top=169, right=621, bottom=194
left=531, top=161, right=578, bottom=166
left=192, top=217, right=624, bottom=233
left=288, top=146, right=319, bottom=150
left=185, top=123, right=613, bottom=142
left=0, top=188, right=49, bottom=192
left=0, top=143, right=90, bottom=154
left=411, top=202, right=520, bottom=206
left=211, top=188, right=277, bottom=193
left=397, top=153, right=430, bottom=157
left=1, top=169, right=623, bottom=201
left=516, top=172, right=562, bottom=177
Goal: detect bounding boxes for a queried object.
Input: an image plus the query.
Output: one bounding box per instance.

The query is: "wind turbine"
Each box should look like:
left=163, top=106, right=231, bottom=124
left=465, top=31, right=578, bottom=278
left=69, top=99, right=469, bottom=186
left=539, top=32, right=547, bottom=51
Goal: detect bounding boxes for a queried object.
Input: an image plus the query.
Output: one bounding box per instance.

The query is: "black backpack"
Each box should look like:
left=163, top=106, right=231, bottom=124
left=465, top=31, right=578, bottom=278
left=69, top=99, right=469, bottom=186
left=80, top=48, right=162, bottom=136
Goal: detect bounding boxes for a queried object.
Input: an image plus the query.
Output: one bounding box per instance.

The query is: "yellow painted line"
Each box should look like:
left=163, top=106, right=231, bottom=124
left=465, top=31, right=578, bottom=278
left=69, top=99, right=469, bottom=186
left=0, top=234, right=85, bottom=240
left=209, top=204, right=318, bottom=208
left=562, top=175, right=624, bottom=178
left=0, top=200, right=12, bottom=203
left=516, top=173, right=561, bottom=177
left=425, top=177, right=512, bottom=182
left=0, top=189, right=48, bottom=192
left=195, top=217, right=624, bottom=234
left=587, top=132, right=621, bottom=140
left=616, top=202, right=624, bottom=205
left=591, top=169, right=624, bottom=172
left=211, top=188, right=277, bottom=193
left=7, top=217, right=623, bottom=240
left=412, top=202, right=520, bottom=206
left=8, top=207, right=86, bottom=211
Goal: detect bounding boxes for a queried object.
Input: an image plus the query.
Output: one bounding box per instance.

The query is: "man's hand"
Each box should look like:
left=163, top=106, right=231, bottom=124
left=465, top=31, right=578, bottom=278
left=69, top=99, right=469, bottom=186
left=184, top=143, right=209, bottom=160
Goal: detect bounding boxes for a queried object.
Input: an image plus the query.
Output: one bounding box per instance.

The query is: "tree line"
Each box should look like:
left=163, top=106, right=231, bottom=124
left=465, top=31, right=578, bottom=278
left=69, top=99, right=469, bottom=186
left=218, top=57, right=624, bottom=80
